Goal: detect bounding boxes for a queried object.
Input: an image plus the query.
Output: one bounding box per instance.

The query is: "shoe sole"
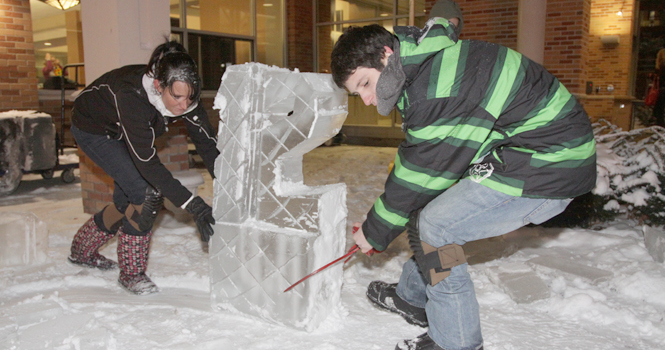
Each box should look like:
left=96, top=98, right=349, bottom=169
left=67, top=256, right=118, bottom=270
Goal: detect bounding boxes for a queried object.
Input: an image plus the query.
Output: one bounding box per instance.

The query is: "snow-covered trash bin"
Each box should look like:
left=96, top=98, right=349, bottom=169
left=0, top=212, right=49, bottom=267
left=0, top=110, right=56, bottom=195
left=210, top=63, right=348, bottom=331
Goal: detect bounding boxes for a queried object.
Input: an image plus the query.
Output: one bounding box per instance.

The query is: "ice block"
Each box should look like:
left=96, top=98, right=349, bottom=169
left=209, top=63, right=348, bottom=331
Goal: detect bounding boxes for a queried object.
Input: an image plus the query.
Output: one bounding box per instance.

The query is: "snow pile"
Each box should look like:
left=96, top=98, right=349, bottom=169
left=593, top=120, right=665, bottom=225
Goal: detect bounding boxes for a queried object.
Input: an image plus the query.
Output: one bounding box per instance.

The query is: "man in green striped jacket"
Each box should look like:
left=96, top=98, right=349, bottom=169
left=331, top=16, right=596, bottom=350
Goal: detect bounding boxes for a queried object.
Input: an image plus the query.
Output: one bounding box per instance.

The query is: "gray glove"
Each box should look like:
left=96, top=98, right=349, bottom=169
left=185, top=196, right=215, bottom=242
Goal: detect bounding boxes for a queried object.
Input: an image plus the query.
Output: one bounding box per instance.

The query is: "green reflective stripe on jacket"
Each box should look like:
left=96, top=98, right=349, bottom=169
left=372, top=196, right=409, bottom=228
left=482, top=48, right=527, bottom=118
left=407, top=117, right=493, bottom=145
left=430, top=42, right=464, bottom=99
left=393, top=152, right=458, bottom=191
left=399, top=24, right=457, bottom=66
left=507, top=81, right=574, bottom=135
left=478, top=175, right=524, bottom=197
left=530, top=138, right=597, bottom=164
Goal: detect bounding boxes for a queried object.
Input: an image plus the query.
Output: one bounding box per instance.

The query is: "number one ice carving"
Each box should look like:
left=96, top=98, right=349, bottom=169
left=210, top=63, right=348, bottom=331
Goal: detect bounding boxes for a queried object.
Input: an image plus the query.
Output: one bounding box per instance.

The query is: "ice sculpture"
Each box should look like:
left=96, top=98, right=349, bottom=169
left=0, top=212, right=49, bottom=267
left=210, top=63, right=348, bottom=331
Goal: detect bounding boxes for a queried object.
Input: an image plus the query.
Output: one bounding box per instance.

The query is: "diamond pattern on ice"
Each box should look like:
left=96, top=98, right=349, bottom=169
left=210, top=63, right=348, bottom=331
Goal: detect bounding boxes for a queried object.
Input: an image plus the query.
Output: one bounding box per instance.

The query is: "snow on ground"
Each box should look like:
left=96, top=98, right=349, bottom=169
left=1, top=145, right=664, bottom=349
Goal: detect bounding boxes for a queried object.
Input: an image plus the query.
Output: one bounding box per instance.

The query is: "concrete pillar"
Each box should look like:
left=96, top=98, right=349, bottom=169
left=80, top=0, right=170, bottom=82
left=65, top=10, right=85, bottom=85
left=517, top=0, right=547, bottom=64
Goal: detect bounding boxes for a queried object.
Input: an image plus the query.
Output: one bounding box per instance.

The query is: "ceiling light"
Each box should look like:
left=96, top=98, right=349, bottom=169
left=38, top=0, right=80, bottom=10
left=44, top=42, right=52, bottom=46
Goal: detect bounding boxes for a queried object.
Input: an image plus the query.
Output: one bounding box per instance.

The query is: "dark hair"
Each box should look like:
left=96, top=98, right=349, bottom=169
left=147, top=40, right=201, bottom=102
left=330, top=24, right=395, bottom=88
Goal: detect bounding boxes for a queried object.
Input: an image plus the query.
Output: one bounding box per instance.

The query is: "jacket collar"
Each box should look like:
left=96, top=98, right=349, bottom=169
left=376, top=39, right=406, bottom=116
left=142, top=74, right=198, bottom=117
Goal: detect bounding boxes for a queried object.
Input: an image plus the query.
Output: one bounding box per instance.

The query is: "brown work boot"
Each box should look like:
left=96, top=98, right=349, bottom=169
left=68, top=216, right=118, bottom=270
left=117, top=228, right=158, bottom=295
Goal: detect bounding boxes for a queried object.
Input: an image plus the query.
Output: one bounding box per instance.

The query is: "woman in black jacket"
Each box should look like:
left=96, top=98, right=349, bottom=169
left=68, top=41, right=218, bottom=295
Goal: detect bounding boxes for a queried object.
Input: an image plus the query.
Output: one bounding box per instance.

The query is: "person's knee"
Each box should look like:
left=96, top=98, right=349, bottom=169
left=123, top=186, right=163, bottom=233
left=407, top=210, right=466, bottom=287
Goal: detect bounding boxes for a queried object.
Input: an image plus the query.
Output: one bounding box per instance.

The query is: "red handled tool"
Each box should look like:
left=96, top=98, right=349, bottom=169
left=284, top=227, right=374, bottom=292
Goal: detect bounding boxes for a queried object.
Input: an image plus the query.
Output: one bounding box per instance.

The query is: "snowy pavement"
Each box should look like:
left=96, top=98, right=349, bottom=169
left=1, top=145, right=664, bottom=349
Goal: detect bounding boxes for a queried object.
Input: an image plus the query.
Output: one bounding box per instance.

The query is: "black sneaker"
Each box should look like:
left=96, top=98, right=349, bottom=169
left=396, top=333, right=484, bottom=350
left=366, top=280, right=428, bottom=327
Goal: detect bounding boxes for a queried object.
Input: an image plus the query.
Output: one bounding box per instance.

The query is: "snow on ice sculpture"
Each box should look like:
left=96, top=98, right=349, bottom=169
left=210, top=63, right=348, bottom=331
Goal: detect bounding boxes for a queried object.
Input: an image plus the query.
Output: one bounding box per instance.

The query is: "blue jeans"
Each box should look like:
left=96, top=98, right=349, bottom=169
left=396, top=179, right=572, bottom=350
left=71, top=125, right=150, bottom=234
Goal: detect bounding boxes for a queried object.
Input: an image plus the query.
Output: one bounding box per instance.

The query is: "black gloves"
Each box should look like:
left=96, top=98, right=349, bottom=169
left=185, top=196, right=215, bottom=242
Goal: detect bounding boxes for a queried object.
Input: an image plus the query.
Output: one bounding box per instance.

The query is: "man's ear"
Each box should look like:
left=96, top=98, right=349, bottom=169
left=381, top=46, right=394, bottom=67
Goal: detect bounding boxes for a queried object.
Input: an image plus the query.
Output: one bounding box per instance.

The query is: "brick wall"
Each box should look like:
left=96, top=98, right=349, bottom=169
left=576, top=0, right=634, bottom=129
left=454, top=0, right=519, bottom=48
left=544, top=0, right=590, bottom=93
left=287, top=0, right=314, bottom=72
left=0, top=0, right=38, bottom=111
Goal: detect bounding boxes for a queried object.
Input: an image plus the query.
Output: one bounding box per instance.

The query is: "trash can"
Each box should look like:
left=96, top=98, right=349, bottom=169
left=0, top=111, right=56, bottom=195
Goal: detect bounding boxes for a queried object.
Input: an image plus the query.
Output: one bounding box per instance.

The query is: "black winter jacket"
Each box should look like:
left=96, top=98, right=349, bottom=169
left=72, top=65, right=218, bottom=207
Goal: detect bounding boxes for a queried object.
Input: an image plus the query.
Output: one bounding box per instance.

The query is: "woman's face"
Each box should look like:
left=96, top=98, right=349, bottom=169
left=155, top=80, right=193, bottom=115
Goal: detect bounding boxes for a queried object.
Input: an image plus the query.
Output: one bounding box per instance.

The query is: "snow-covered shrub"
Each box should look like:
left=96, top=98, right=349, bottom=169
left=543, top=120, right=665, bottom=228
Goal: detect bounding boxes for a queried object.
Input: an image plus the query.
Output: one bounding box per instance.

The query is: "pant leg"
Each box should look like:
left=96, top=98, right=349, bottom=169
left=396, top=257, right=429, bottom=308
left=71, top=125, right=151, bottom=236
left=414, top=180, right=572, bottom=350
left=71, top=125, right=149, bottom=207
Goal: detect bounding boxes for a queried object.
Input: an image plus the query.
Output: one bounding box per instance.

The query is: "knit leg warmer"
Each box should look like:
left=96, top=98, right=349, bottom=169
left=68, top=216, right=118, bottom=270
left=117, top=228, right=158, bottom=295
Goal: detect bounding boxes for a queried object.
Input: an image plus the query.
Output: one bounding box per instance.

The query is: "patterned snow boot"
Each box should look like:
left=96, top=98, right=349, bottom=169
left=117, top=228, right=158, bottom=295
left=68, top=216, right=118, bottom=270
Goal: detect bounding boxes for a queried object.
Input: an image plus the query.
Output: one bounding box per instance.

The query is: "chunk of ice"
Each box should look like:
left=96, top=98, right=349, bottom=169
left=4, top=299, right=63, bottom=326
left=0, top=212, right=49, bottom=267
left=527, top=256, right=613, bottom=283
left=210, top=63, right=348, bottom=331
left=488, top=264, right=550, bottom=304
left=644, top=225, right=665, bottom=263
left=18, top=313, right=93, bottom=348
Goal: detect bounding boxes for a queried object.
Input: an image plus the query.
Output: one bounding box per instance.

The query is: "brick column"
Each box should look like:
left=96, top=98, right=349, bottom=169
left=0, top=0, right=39, bottom=111
left=286, top=0, right=314, bottom=72
left=79, top=124, right=191, bottom=214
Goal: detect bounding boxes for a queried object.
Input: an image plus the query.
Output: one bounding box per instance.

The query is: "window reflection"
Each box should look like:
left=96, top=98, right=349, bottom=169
left=31, top=0, right=83, bottom=89
left=315, top=0, right=426, bottom=128
left=171, top=0, right=284, bottom=89
left=185, top=0, right=252, bottom=36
